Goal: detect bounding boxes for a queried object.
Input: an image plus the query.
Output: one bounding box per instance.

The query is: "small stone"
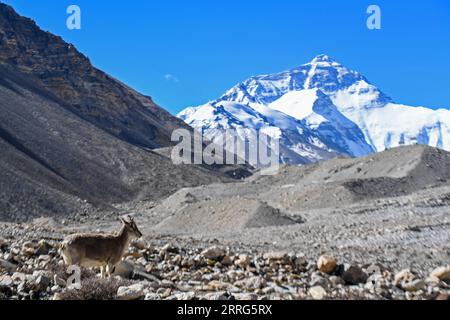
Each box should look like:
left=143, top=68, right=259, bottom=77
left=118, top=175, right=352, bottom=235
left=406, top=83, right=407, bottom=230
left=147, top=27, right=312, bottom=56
left=329, top=276, right=345, bottom=287
left=136, top=257, right=147, bottom=266
left=38, top=255, right=51, bottom=262
left=234, top=254, right=251, bottom=269
left=221, top=255, right=233, bottom=267
left=201, top=246, right=226, bottom=260
left=234, top=276, right=267, bottom=290
left=342, top=265, right=368, bottom=285
left=181, top=258, right=194, bottom=268
left=34, top=275, right=51, bottom=291
left=309, top=286, right=327, bottom=300
left=173, top=292, right=196, bottom=300
left=161, top=243, right=178, bottom=253
left=0, top=258, right=17, bottom=272
left=53, top=293, right=63, bottom=300
left=234, top=293, right=258, bottom=300
left=365, top=274, right=389, bottom=291
left=0, top=275, right=13, bottom=287
left=172, top=255, right=182, bottom=266
left=310, top=274, right=330, bottom=289
left=0, top=285, right=13, bottom=298
left=394, top=269, right=415, bottom=286
left=21, top=241, right=38, bottom=256
left=400, top=279, right=426, bottom=292
left=12, top=272, right=27, bottom=283
left=430, top=266, right=450, bottom=281
left=263, top=251, right=288, bottom=262
left=112, top=260, right=135, bottom=279
left=145, top=293, right=161, bottom=300
left=17, top=281, right=30, bottom=293
left=132, top=239, right=147, bottom=250
left=317, top=255, right=337, bottom=274
left=36, top=240, right=52, bottom=255
left=156, top=288, right=172, bottom=298
left=203, top=292, right=233, bottom=300
left=294, top=254, right=308, bottom=269
left=51, top=285, right=60, bottom=293
left=117, top=284, right=145, bottom=300
left=208, top=280, right=232, bottom=291
left=366, top=264, right=383, bottom=275
left=0, top=238, right=8, bottom=249
left=262, top=287, right=275, bottom=294
left=435, top=293, right=450, bottom=301
left=53, top=275, right=67, bottom=287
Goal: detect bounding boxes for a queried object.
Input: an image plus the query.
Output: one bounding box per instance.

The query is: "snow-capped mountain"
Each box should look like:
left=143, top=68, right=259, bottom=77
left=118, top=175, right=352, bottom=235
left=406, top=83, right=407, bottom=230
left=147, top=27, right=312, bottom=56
left=178, top=54, right=450, bottom=166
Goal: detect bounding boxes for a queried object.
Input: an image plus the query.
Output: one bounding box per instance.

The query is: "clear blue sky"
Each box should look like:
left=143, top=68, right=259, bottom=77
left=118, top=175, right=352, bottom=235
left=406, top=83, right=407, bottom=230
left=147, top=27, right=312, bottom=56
left=2, top=0, right=450, bottom=114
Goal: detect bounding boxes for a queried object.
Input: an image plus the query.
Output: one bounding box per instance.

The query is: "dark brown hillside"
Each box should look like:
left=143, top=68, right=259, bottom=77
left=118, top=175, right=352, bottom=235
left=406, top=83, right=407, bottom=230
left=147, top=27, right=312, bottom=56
left=0, top=4, right=242, bottom=221
left=0, top=3, right=189, bottom=149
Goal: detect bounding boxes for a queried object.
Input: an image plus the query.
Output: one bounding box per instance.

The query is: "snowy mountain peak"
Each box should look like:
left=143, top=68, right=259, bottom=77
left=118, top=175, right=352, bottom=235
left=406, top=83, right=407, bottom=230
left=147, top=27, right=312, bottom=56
left=308, top=54, right=340, bottom=66
left=178, top=55, right=450, bottom=166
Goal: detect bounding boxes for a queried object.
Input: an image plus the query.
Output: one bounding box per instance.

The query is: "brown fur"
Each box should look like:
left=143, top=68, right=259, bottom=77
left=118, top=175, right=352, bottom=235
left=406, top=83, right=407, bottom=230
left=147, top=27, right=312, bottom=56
left=60, top=216, right=142, bottom=278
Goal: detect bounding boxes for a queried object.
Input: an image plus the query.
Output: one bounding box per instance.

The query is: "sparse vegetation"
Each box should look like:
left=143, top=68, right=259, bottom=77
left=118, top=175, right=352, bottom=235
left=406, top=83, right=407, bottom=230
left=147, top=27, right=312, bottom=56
left=56, top=277, right=132, bottom=301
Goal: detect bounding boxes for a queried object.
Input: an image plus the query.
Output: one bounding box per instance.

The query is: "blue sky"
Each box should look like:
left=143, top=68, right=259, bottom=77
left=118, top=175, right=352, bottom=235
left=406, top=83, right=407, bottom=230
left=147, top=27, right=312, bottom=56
left=2, top=0, right=450, bottom=114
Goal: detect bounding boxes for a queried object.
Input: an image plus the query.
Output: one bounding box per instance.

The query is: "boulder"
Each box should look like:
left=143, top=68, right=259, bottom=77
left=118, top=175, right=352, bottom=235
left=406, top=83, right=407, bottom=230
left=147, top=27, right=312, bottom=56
left=221, top=255, right=234, bottom=267
left=394, top=269, right=415, bottom=286
left=201, top=246, right=226, bottom=260
left=317, top=255, right=337, bottom=274
left=431, top=266, right=450, bottom=281
left=342, top=265, right=368, bottom=285
left=234, top=255, right=251, bottom=269
left=435, top=293, right=450, bottom=301
left=144, top=293, right=162, bottom=300
left=309, top=286, right=327, bottom=300
left=310, top=274, right=330, bottom=289
left=294, top=254, right=308, bottom=269
left=117, top=283, right=145, bottom=300
left=400, top=279, right=426, bottom=292
left=0, top=275, right=13, bottom=287
left=263, top=251, right=288, bottom=262
left=0, top=258, right=17, bottom=272
left=112, top=260, right=135, bottom=279
left=329, top=276, right=345, bottom=287
left=234, top=276, right=267, bottom=290
left=0, top=238, right=8, bottom=249
left=33, top=275, right=51, bottom=291
left=131, top=239, right=147, bottom=250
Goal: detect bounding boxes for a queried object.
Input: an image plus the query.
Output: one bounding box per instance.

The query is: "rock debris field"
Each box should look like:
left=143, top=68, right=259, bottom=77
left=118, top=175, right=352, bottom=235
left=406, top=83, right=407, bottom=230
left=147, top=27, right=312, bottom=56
left=1, top=145, right=450, bottom=300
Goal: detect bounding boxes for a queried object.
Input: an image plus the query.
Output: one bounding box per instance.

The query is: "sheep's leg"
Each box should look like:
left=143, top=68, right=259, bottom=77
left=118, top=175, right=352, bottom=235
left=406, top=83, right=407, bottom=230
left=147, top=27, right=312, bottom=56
left=106, top=264, right=113, bottom=278
left=100, top=266, right=105, bottom=279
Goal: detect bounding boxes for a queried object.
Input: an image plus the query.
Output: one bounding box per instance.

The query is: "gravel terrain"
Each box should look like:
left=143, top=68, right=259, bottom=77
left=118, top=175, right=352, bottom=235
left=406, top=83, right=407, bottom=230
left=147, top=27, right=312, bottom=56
left=1, top=145, right=449, bottom=300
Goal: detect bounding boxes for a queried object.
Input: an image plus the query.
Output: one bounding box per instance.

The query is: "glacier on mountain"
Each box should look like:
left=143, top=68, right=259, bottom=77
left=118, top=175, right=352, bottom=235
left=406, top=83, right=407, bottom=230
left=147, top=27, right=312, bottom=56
left=178, top=54, right=450, bottom=165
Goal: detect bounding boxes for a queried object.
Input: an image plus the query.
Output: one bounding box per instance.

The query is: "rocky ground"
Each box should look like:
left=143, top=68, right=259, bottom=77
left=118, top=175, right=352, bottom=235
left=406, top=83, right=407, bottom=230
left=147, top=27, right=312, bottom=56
left=1, top=146, right=450, bottom=301
left=0, top=223, right=449, bottom=301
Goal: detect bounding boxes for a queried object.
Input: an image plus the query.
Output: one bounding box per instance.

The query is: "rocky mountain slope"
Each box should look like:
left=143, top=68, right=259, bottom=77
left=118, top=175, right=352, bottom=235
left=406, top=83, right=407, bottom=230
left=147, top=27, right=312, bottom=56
left=126, top=145, right=450, bottom=291
left=0, top=4, right=236, bottom=222
left=1, top=227, right=449, bottom=300
left=2, top=145, right=448, bottom=300
left=144, top=145, right=450, bottom=235
left=178, top=55, right=450, bottom=165
left=0, top=3, right=189, bottom=149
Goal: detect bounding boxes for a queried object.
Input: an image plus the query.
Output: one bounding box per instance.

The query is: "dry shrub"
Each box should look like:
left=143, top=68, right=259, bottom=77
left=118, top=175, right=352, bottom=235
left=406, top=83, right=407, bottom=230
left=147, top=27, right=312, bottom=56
left=57, top=277, right=132, bottom=300
left=46, top=262, right=97, bottom=282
